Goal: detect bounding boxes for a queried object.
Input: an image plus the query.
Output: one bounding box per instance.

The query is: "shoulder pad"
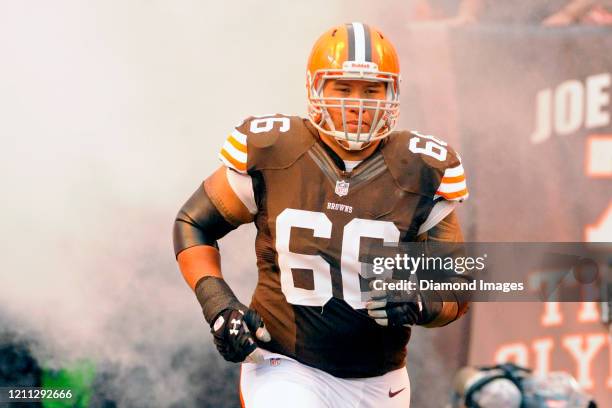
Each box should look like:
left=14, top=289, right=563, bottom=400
left=218, top=114, right=315, bottom=174
left=381, top=130, right=469, bottom=202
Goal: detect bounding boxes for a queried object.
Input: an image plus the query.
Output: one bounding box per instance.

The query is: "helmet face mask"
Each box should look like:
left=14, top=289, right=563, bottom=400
left=306, top=23, right=401, bottom=150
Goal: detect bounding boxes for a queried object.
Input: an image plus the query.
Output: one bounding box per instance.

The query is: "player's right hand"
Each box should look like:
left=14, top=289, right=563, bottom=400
left=211, top=305, right=271, bottom=363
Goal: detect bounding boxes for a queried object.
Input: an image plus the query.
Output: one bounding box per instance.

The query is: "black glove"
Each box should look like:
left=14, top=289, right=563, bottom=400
left=211, top=305, right=271, bottom=363
left=195, top=276, right=271, bottom=363
left=366, top=279, right=442, bottom=327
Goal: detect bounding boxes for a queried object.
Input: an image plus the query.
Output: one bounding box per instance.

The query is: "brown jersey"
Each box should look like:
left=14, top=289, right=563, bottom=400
left=219, top=114, right=468, bottom=378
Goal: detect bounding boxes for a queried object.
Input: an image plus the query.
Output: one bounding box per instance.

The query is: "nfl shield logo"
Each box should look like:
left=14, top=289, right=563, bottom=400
left=335, top=180, right=350, bottom=197
left=270, top=358, right=281, bottom=367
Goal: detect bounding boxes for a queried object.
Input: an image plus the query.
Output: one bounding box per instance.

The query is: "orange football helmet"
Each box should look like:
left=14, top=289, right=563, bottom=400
left=306, top=22, right=401, bottom=150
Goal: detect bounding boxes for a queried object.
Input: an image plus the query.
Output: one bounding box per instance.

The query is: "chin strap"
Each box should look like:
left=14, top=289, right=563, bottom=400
left=341, top=140, right=372, bottom=151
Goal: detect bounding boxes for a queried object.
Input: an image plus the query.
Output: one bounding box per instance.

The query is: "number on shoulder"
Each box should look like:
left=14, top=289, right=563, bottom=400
left=219, top=114, right=292, bottom=173
left=408, top=131, right=448, bottom=161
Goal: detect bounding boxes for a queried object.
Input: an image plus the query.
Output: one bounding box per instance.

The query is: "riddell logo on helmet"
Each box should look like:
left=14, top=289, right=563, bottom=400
left=343, top=61, right=378, bottom=72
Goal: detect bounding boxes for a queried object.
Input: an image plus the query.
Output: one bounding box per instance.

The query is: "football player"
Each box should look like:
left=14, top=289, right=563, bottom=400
left=174, top=22, right=471, bottom=408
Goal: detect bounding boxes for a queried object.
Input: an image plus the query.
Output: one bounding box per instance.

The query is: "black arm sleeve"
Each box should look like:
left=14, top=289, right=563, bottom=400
left=173, top=183, right=237, bottom=258
left=418, top=211, right=472, bottom=327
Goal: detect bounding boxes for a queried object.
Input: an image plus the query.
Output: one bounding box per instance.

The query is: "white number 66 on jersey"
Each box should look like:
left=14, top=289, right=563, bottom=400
left=275, top=208, right=400, bottom=310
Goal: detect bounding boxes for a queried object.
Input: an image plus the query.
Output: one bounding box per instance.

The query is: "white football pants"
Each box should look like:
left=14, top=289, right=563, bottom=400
left=240, top=353, right=410, bottom=408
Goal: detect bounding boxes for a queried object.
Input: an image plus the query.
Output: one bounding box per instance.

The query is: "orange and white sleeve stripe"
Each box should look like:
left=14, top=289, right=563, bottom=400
left=218, top=129, right=248, bottom=174
left=434, top=163, right=469, bottom=202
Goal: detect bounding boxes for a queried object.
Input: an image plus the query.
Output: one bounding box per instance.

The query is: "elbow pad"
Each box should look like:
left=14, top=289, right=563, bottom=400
left=173, top=183, right=237, bottom=257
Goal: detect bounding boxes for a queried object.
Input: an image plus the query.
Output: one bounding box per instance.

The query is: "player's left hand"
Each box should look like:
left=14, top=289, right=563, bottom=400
left=365, top=288, right=422, bottom=327
left=366, top=277, right=446, bottom=327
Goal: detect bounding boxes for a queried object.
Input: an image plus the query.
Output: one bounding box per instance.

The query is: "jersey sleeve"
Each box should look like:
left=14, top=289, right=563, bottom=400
left=434, top=155, right=469, bottom=202
left=218, top=115, right=315, bottom=175
left=218, top=126, right=249, bottom=174
left=225, top=167, right=257, bottom=214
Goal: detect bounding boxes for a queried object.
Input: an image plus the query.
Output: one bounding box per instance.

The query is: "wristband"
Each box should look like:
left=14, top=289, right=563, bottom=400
left=194, top=276, right=241, bottom=325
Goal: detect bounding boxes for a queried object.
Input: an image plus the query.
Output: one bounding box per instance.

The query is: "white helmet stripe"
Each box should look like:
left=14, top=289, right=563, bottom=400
left=352, top=22, right=366, bottom=62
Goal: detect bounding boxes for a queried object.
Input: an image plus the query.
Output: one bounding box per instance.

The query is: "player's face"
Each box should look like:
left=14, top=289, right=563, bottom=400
left=322, top=79, right=387, bottom=133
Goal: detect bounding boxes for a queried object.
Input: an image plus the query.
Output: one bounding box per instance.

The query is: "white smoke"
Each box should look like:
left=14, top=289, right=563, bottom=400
left=0, top=1, right=419, bottom=406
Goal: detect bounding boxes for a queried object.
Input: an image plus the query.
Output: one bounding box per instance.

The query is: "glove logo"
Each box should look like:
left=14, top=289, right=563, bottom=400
left=229, top=318, right=241, bottom=335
